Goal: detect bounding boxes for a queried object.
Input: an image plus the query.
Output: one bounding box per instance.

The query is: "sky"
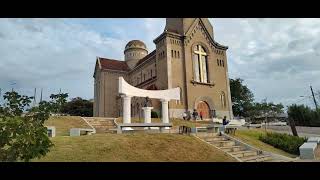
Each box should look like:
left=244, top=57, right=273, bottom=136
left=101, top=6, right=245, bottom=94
left=0, top=18, right=320, bottom=109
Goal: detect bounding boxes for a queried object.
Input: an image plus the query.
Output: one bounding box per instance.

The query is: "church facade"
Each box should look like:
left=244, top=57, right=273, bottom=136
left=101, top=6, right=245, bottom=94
left=93, top=18, right=233, bottom=120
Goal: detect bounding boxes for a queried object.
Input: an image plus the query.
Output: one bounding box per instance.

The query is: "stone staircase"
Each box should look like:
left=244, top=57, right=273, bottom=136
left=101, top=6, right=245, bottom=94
left=83, top=117, right=117, bottom=134
left=196, top=133, right=289, bottom=162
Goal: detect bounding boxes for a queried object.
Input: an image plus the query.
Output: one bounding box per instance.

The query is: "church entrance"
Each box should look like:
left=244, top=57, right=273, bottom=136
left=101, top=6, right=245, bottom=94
left=197, top=101, right=210, bottom=119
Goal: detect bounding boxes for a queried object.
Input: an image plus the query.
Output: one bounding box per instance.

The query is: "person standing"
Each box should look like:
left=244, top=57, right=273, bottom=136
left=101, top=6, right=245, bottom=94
left=200, top=111, right=203, bottom=120
left=221, top=116, right=229, bottom=134
left=183, top=112, right=187, bottom=120
left=192, top=109, right=198, bottom=121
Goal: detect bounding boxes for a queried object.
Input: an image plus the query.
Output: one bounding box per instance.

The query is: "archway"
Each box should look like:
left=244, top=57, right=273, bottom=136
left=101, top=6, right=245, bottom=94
left=196, top=101, right=210, bottom=119
left=118, top=76, right=180, bottom=127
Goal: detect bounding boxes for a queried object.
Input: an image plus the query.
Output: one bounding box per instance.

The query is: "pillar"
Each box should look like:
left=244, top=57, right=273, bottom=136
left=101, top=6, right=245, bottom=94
left=160, top=99, right=170, bottom=129
left=121, top=95, right=133, bottom=130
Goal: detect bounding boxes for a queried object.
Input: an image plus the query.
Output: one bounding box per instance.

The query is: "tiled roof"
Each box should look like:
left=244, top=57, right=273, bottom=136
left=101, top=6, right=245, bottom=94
left=98, top=57, right=130, bottom=72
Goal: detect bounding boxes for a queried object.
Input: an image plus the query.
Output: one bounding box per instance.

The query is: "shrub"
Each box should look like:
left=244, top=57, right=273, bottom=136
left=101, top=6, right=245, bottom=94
left=151, top=111, right=158, bottom=118
left=259, top=132, right=307, bottom=155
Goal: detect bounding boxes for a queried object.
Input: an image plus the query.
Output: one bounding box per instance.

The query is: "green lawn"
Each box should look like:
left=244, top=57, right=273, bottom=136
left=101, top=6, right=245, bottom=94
left=44, top=116, right=90, bottom=136
left=38, top=116, right=234, bottom=162
left=34, top=133, right=236, bottom=162
left=232, top=129, right=297, bottom=158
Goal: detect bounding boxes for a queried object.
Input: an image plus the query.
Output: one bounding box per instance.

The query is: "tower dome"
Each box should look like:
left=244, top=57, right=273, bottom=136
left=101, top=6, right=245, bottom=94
left=124, top=40, right=148, bottom=69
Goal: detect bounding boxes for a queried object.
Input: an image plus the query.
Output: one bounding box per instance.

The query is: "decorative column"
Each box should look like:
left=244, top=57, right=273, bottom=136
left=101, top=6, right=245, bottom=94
left=160, top=99, right=170, bottom=129
left=142, top=107, right=153, bottom=129
left=121, top=95, right=133, bottom=130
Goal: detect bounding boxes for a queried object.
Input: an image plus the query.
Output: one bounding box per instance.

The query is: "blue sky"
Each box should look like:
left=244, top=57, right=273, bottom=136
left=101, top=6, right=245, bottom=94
left=0, top=18, right=320, bottom=109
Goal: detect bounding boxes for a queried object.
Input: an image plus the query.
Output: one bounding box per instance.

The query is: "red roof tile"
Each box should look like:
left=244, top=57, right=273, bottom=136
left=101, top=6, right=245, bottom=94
left=98, top=58, right=130, bottom=72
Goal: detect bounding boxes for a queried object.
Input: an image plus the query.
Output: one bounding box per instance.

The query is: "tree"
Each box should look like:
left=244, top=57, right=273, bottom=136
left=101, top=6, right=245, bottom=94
left=61, top=97, right=93, bottom=117
left=229, top=78, right=254, bottom=117
left=287, top=104, right=320, bottom=127
left=0, top=91, right=53, bottom=162
left=49, top=93, right=68, bottom=114
left=246, top=101, right=284, bottom=123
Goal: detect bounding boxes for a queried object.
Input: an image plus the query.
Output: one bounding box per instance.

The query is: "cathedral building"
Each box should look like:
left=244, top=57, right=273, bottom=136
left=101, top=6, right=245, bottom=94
left=93, top=18, right=233, bottom=120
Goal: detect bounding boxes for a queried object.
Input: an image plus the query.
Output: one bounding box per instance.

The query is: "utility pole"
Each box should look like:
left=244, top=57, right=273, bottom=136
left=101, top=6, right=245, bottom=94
left=310, top=85, right=318, bottom=110
left=33, top=88, right=37, bottom=107
left=288, top=117, right=298, bottom=137
left=40, top=88, right=43, bottom=102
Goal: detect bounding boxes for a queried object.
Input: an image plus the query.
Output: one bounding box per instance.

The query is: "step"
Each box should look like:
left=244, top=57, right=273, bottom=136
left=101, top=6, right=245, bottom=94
left=88, top=122, right=114, bottom=124
left=231, top=150, right=258, bottom=158
left=263, top=159, right=286, bottom=162
left=240, top=154, right=272, bottom=162
left=220, top=146, right=244, bottom=152
left=205, top=137, right=228, bottom=141
left=92, top=125, right=115, bottom=127
left=212, top=140, right=236, bottom=147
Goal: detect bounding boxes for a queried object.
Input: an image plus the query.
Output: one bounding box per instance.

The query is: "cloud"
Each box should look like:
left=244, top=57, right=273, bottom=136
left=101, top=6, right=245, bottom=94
left=0, top=18, right=319, bottom=109
left=210, top=18, right=320, bottom=107
left=0, top=18, right=126, bottom=101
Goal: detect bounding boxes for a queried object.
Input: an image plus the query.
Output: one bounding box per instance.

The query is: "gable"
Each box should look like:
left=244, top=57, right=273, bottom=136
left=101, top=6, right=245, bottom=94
left=184, top=19, right=228, bottom=51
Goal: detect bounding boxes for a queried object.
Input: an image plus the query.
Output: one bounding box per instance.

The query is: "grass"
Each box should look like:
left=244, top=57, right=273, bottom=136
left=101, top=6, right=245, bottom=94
left=38, top=116, right=234, bottom=161
left=116, top=117, right=211, bottom=128
left=44, top=116, right=91, bottom=136
left=34, top=133, right=236, bottom=162
left=232, top=129, right=297, bottom=158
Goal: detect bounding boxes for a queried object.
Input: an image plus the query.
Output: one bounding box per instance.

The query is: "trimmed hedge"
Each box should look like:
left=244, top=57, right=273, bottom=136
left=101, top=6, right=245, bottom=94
left=259, top=132, right=307, bottom=155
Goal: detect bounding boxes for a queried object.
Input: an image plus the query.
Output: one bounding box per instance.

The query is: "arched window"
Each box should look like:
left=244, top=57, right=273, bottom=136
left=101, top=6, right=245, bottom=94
left=220, top=92, right=226, bottom=108
left=193, top=44, right=209, bottom=83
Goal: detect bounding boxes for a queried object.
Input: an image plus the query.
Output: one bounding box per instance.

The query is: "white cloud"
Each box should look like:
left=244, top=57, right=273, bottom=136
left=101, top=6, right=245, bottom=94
left=0, top=18, right=319, bottom=109
left=0, top=18, right=125, bottom=101
left=210, top=18, right=320, bottom=107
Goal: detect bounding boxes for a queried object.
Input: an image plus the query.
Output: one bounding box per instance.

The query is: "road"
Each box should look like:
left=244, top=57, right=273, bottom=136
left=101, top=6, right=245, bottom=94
left=263, top=125, right=320, bottom=138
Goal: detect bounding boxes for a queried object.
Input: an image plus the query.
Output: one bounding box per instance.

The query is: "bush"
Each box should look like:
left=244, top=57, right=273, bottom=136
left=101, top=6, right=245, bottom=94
left=61, top=97, right=93, bottom=117
left=259, top=132, right=307, bottom=155
left=151, top=111, right=158, bottom=118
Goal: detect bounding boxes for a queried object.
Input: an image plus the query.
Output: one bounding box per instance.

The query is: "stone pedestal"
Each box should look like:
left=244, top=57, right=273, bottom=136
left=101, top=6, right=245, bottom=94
left=46, top=126, right=56, bottom=137
left=121, top=95, right=133, bottom=130
left=142, top=107, right=154, bottom=130
left=160, top=99, right=170, bottom=130
left=299, top=142, right=317, bottom=159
